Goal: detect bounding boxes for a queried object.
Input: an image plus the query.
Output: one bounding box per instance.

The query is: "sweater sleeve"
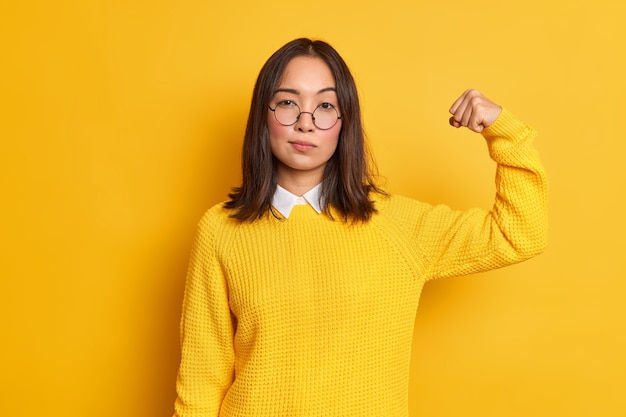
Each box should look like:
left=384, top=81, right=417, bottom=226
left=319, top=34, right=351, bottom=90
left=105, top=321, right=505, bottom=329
left=173, top=209, right=235, bottom=417
left=418, top=109, right=548, bottom=280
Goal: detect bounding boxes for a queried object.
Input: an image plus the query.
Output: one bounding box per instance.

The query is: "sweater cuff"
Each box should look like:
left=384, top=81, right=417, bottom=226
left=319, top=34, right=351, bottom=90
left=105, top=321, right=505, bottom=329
left=482, top=108, right=537, bottom=161
left=482, top=108, right=532, bottom=141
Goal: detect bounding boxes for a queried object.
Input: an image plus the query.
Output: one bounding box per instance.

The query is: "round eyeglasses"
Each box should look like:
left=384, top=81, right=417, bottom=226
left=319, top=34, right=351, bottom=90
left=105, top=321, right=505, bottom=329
left=268, top=101, right=342, bottom=130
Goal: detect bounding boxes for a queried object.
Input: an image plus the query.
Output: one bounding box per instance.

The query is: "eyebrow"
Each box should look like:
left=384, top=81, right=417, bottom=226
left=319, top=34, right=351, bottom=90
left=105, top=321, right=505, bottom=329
left=273, top=87, right=337, bottom=95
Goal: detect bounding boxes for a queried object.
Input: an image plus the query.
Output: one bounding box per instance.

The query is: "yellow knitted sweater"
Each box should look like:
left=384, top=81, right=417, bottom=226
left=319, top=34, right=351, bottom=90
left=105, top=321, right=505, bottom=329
left=173, top=110, right=548, bottom=417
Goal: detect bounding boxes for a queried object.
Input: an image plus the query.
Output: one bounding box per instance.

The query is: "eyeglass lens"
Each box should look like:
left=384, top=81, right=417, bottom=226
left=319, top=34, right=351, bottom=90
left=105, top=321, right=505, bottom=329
left=272, top=103, right=340, bottom=130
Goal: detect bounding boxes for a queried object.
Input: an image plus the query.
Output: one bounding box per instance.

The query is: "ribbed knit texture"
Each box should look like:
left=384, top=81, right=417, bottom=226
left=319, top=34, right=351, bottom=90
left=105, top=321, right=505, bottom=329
left=173, top=109, right=548, bottom=417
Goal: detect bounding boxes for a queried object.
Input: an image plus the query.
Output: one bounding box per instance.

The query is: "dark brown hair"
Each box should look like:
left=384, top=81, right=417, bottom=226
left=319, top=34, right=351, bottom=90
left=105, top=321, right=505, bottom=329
left=224, top=38, right=383, bottom=222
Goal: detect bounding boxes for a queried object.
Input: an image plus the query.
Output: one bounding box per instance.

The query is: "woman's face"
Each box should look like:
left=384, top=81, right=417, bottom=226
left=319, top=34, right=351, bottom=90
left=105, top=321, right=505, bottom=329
left=268, top=56, right=342, bottom=188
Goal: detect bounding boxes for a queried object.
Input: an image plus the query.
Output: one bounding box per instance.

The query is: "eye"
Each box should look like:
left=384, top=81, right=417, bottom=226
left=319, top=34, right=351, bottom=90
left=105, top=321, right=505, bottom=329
left=317, top=102, right=337, bottom=111
left=276, top=99, right=297, bottom=108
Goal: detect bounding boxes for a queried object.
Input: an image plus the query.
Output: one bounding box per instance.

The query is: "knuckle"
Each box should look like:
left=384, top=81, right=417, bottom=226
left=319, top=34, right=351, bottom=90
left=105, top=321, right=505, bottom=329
left=469, top=95, right=484, bottom=108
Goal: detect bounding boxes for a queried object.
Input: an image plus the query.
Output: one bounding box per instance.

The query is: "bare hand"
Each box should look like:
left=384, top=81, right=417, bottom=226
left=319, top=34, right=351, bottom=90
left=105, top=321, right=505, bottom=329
left=449, top=89, right=502, bottom=133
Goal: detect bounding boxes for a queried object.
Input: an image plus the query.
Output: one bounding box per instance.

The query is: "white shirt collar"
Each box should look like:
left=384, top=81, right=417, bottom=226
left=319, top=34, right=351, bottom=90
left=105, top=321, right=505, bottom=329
left=271, top=183, right=324, bottom=218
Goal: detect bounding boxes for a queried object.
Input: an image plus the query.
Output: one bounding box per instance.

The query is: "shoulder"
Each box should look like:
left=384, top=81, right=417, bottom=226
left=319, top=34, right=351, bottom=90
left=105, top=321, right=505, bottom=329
left=199, top=201, right=234, bottom=223
left=372, top=192, right=466, bottom=229
left=195, top=201, right=240, bottom=240
left=196, top=201, right=280, bottom=239
left=372, top=192, right=431, bottom=217
left=369, top=192, right=432, bottom=231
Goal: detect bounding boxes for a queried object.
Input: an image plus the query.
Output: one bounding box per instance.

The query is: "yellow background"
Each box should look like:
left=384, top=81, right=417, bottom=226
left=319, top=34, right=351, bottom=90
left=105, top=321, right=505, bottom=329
left=1, top=0, right=624, bottom=416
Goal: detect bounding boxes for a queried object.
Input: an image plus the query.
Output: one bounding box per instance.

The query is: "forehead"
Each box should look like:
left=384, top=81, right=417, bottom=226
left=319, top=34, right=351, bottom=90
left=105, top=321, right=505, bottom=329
left=277, top=56, right=336, bottom=90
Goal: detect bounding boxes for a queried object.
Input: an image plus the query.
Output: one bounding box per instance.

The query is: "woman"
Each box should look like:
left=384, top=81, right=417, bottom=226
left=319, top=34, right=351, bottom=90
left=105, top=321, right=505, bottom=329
left=173, top=38, right=547, bottom=417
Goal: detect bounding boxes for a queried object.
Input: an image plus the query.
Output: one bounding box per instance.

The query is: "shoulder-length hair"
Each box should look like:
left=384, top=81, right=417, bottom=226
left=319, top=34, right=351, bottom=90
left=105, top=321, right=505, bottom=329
left=224, top=38, right=383, bottom=222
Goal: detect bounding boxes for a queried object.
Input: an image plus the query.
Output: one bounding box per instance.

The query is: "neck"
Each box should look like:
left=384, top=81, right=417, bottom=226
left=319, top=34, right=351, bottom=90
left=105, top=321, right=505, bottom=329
left=276, top=169, right=323, bottom=196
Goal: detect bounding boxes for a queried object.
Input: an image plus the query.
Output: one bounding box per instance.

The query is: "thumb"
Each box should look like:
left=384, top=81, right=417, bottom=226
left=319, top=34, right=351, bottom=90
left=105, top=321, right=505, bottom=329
left=449, top=117, right=461, bottom=128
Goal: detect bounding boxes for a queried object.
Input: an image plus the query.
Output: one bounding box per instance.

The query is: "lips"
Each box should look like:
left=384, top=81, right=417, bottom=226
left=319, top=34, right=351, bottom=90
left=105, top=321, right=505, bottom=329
left=289, top=140, right=316, bottom=152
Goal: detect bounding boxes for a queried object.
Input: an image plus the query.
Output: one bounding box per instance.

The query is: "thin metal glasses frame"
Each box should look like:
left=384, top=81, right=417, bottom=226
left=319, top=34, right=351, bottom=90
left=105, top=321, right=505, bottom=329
left=267, top=103, right=342, bottom=130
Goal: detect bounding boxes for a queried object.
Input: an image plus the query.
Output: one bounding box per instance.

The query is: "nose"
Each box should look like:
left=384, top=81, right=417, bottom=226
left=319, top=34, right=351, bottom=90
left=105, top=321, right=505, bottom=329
left=295, top=111, right=315, bottom=132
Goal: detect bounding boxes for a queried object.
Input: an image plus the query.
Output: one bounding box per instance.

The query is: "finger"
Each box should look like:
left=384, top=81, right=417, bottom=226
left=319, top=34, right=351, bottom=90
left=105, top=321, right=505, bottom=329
left=469, top=118, right=484, bottom=133
left=450, top=97, right=469, bottom=124
left=449, top=89, right=472, bottom=115
left=449, top=116, right=461, bottom=128
left=460, top=103, right=473, bottom=127
left=468, top=107, right=484, bottom=132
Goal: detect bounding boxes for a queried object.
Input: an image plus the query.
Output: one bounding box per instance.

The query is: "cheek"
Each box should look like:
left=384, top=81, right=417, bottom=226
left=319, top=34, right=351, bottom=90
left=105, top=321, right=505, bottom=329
left=267, top=121, right=279, bottom=140
left=325, top=133, right=339, bottom=151
left=322, top=125, right=341, bottom=151
left=267, top=115, right=288, bottom=142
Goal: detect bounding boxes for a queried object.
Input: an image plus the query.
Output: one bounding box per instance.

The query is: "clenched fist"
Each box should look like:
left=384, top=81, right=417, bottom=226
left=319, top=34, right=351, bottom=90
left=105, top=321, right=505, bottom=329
left=449, top=89, right=502, bottom=133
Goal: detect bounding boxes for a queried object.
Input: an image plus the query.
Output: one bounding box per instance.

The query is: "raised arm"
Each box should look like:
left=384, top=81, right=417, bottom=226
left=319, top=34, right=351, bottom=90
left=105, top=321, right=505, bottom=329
left=417, top=89, right=548, bottom=280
